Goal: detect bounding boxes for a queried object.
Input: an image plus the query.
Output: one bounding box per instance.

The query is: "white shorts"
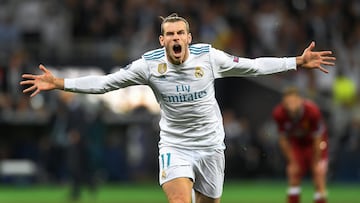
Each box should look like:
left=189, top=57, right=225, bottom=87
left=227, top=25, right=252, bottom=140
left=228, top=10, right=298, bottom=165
left=158, top=146, right=225, bottom=199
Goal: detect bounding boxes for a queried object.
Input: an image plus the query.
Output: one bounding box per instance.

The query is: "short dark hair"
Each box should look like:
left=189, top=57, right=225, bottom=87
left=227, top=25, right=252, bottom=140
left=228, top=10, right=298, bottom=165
left=159, top=13, right=190, bottom=35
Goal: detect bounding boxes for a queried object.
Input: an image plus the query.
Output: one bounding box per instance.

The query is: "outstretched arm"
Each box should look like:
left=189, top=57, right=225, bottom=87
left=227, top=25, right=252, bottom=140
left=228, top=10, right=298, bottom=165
left=296, top=41, right=336, bottom=73
left=21, top=59, right=150, bottom=97
left=20, top=64, right=64, bottom=97
left=211, top=41, right=335, bottom=78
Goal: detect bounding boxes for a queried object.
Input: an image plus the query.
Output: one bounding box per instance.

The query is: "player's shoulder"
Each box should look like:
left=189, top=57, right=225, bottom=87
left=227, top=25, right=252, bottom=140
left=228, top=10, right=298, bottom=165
left=303, top=99, right=322, bottom=116
left=143, top=47, right=165, bottom=61
left=303, top=99, right=320, bottom=110
left=272, top=103, right=285, bottom=119
left=189, top=43, right=212, bottom=55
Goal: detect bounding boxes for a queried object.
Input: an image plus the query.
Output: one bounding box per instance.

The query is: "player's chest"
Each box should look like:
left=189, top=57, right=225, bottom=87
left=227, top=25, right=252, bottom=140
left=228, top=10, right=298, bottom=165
left=284, top=118, right=312, bottom=137
left=149, top=62, right=214, bottom=93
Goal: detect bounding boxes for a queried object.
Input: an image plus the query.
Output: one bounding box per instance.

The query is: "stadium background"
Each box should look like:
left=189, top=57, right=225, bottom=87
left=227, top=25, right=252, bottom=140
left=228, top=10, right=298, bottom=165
left=0, top=0, right=359, bottom=202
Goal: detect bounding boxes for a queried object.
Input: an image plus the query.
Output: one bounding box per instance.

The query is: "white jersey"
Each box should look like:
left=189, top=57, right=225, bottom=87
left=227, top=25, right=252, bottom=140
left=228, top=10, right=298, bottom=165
left=64, top=43, right=296, bottom=150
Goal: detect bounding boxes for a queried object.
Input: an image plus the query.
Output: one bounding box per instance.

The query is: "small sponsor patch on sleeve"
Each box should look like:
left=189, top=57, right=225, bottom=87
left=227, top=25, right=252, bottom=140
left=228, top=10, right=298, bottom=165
left=233, top=56, right=239, bottom=63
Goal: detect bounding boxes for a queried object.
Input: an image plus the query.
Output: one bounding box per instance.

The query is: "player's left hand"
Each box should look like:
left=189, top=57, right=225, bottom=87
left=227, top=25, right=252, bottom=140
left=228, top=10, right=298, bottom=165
left=297, top=41, right=336, bottom=73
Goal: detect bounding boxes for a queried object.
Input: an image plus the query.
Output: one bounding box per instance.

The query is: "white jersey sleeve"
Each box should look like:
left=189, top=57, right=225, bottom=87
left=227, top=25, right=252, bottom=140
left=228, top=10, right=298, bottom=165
left=64, top=58, right=149, bottom=93
left=210, top=47, right=297, bottom=78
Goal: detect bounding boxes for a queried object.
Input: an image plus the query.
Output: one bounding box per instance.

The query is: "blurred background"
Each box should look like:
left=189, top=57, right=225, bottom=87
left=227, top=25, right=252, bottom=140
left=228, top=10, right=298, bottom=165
left=0, top=0, right=359, bottom=202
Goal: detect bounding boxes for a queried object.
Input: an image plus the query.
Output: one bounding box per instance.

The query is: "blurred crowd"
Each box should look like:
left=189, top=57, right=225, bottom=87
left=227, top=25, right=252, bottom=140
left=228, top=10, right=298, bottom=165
left=0, top=0, right=360, bottom=192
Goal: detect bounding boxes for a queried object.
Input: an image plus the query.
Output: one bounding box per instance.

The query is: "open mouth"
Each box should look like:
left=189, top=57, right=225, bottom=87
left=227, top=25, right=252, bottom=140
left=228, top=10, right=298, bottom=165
left=173, top=44, right=182, bottom=55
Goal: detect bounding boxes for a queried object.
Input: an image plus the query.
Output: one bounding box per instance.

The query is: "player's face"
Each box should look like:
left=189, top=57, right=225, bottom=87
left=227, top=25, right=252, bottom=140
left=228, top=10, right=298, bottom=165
left=282, top=94, right=303, bottom=118
left=159, top=21, right=192, bottom=65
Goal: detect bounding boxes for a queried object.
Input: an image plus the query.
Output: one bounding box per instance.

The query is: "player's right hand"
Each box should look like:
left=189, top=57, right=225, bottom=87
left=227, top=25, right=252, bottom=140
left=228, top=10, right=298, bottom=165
left=20, top=64, right=61, bottom=97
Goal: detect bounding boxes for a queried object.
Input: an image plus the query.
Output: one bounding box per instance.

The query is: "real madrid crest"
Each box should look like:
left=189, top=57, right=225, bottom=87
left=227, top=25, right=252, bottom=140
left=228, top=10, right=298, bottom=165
left=195, top=67, right=204, bottom=78
left=161, top=170, right=166, bottom=179
left=158, top=63, right=167, bottom=74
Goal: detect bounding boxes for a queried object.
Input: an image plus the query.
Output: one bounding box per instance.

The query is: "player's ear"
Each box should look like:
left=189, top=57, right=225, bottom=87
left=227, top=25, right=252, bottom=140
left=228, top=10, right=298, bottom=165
left=188, top=32, right=192, bottom=44
left=159, top=35, right=165, bottom=46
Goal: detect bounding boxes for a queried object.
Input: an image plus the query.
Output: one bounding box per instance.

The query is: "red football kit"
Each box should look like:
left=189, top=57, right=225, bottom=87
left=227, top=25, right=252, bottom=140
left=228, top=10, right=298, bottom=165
left=272, top=99, right=328, bottom=175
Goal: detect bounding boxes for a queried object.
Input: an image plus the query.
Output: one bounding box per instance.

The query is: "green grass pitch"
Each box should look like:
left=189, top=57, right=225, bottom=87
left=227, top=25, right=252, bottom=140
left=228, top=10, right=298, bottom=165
left=0, top=180, right=358, bottom=203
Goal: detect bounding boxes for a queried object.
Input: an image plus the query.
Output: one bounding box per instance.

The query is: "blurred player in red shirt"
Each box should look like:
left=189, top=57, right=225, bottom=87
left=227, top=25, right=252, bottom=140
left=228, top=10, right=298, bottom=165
left=272, top=87, right=328, bottom=203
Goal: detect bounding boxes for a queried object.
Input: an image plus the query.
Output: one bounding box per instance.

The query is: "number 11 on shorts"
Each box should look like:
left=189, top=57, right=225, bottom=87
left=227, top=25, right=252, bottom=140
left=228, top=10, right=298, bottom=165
left=161, top=153, right=171, bottom=169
